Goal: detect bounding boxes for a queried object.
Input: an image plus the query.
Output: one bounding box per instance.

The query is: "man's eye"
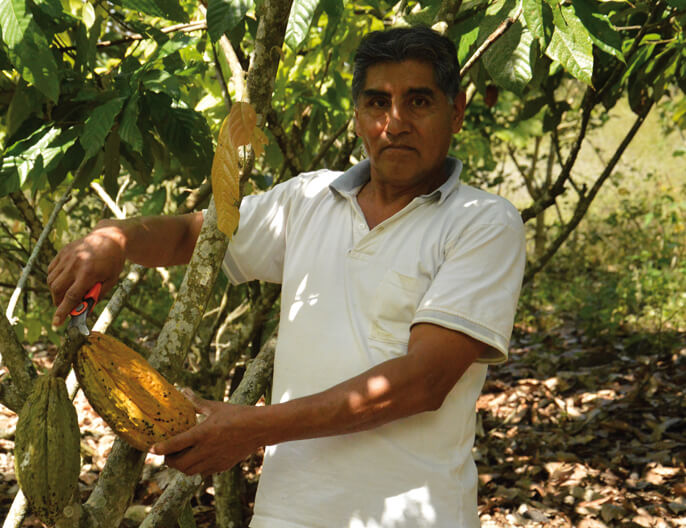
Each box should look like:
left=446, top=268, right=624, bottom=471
left=369, top=98, right=388, bottom=109
left=411, top=97, right=429, bottom=108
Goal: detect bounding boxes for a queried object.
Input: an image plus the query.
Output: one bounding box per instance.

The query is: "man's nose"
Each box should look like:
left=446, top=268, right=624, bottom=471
left=385, top=102, right=410, bottom=135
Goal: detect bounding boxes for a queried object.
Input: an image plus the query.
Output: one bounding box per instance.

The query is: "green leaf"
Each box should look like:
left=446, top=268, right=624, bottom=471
left=545, top=4, right=594, bottom=85
left=522, top=0, right=553, bottom=48
left=450, top=11, right=485, bottom=66
left=572, top=0, right=624, bottom=62
left=146, top=93, right=213, bottom=178
left=30, top=0, right=78, bottom=34
left=320, top=0, right=342, bottom=45
left=142, top=69, right=182, bottom=96
left=0, top=0, right=60, bottom=101
left=206, top=0, right=253, bottom=43
left=285, top=0, right=319, bottom=51
left=103, top=129, right=121, bottom=199
left=120, top=0, right=188, bottom=22
left=0, top=125, right=61, bottom=196
left=6, top=81, right=40, bottom=137
left=0, top=0, right=29, bottom=47
left=483, top=21, right=535, bottom=95
left=119, top=94, right=144, bottom=153
left=80, top=97, right=126, bottom=161
left=141, top=186, right=167, bottom=216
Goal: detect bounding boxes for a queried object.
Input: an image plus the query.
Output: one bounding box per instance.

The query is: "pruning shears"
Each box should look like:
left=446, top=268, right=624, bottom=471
left=68, top=283, right=102, bottom=336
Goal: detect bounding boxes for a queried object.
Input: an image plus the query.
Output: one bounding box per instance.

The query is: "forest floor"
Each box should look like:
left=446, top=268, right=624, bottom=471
left=1, top=323, right=685, bottom=528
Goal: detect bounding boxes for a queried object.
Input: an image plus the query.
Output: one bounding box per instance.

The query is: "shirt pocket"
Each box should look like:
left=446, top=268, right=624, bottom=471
left=369, top=270, right=429, bottom=348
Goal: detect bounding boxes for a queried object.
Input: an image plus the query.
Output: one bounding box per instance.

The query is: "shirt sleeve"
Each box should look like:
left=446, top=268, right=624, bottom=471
left=222, top=177, right=301, bottom=284
left=412, top=210, right=526, bottom=364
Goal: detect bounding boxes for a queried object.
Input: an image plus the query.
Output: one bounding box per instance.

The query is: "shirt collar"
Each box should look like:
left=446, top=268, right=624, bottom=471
left=329, top=157, right=462, bottom=205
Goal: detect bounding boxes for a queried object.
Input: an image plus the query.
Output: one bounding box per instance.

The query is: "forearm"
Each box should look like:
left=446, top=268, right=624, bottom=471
left=96, top=212, right=203, bottom=268
left=253, top=324, right=484, bottom=446
left=258, top=354, right=441, bottom=445
left=154, top=324, right=484, bottom=476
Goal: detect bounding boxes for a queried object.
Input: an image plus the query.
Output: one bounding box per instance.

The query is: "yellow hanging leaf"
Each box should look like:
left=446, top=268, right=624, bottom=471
left=228, top=102, right=257, bottom=147
left=211, top=101, right=269, bottom=238
left=250, top=127, right=269, bottom=158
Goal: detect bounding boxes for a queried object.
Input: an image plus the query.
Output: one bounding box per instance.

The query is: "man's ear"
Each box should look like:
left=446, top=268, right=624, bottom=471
left=354, top=107, right=361, bottom=137
left=452, top=92, right=467, bottom=133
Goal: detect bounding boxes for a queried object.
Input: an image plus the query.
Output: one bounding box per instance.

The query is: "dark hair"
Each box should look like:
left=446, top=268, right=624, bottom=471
left=352, top=26, right=461, bottom=104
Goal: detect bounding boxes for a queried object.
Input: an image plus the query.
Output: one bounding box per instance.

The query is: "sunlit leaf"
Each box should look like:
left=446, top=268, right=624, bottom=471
left=483, top=21, right=535, bottom=95
left=120, top=0, right=188, bottom=22
left=545, top=4, right=593, bottom=85
left=522, top=0, right=553, bottom=48
left=250, top=127, right=269, bottom=158
left=285, top=0, right=319, bottom=51
left=212, top=102, right=266, bottom=238
left=572, top=0, right=624, bottom=62
left=0, top=0, right=59, bottom=101
left=0, top=125, right=61, bottom=196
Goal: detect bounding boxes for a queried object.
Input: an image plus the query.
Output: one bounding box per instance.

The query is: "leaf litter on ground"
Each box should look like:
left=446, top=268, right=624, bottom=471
left=1, top=325, right=684, bottom=527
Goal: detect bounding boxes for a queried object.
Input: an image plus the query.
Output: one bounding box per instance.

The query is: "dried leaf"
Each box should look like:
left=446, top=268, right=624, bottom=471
left=211, top=102, right=267, bottom=237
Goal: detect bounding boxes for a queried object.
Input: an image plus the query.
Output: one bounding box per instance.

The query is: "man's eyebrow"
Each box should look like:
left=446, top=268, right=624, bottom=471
left=360, top=89, right=389, bottom=99
left=406, top=87, right=436, bottom=97
left=360, top=87, right=437, bottom=99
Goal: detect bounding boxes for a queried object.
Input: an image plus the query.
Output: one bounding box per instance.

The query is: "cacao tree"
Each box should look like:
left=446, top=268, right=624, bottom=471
left=0, top=0, right=684, bottom=526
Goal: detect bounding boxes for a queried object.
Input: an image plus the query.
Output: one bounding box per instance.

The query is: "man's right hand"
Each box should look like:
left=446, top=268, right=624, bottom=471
left=47, top=212, right=204, bottom=328
left=47, top=220, right=127, bottom=328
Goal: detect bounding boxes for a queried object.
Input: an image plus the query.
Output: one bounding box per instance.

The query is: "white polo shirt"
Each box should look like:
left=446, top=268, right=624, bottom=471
left=223, top=158, right=526, bottom=528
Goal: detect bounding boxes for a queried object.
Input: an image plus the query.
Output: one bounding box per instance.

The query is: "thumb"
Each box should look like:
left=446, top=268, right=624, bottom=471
left=180, top=388, right=216, bottom=416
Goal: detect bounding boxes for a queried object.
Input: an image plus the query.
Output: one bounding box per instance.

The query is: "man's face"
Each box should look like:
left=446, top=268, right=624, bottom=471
left=354, top=59, right=465, bottom=188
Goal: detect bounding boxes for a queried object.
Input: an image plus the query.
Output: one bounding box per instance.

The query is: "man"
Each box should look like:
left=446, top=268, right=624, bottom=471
left=48, top=27, right=526, bottom=528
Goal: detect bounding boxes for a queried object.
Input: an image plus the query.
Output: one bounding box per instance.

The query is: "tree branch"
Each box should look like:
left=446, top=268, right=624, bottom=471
left=6, top=183, right=74, bottom=323
left=9, top=191, right=57, bottom=269
left=521, top=90, right=595, bottom=223
left=460, top=3, right=523, bottom=78
left=524, top=103, right=652, bottom=283
left=306, top=118, right=353, bottom=172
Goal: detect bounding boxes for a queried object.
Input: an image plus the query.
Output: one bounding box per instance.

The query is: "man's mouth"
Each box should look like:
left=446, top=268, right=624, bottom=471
left=381, top=144, right=416, bottom=153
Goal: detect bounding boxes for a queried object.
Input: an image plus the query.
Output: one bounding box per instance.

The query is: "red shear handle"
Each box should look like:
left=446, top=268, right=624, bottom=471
left=70, top=283, right=102, bottom=317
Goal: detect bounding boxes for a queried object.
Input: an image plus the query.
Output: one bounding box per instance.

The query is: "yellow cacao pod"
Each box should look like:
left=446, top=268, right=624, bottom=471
left=14, top=375, right=80, bottom=525
left=75, top=332, right=196, bottom=451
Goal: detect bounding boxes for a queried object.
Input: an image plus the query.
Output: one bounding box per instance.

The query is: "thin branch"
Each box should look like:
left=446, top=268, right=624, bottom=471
left=58, top=21, right=207, bottom=52
left=9, top=191, right=57, bottom=265
left=211, top=43, right=233, bottom=112
left=306, top=118, right=353, bottom=172
left=460, top=3, right=523, bottom=78
left=267, top=110, right=304, bottom=174
left=521, top=90, right=595, bottom=223
left=178, top=180, right=212, bottom=214
left=507, top=145, right=538, bottom=199
left=524, top=103, right=652, bottom=283
left=6, top=182, right=74, bottom=323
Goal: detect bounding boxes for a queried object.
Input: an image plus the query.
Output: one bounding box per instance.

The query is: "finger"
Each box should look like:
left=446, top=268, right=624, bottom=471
left=52, top=279, right=95, bottom=328
left=163, top=448, right=196, bottom=474
left=150, top=425, right=200, bottom=456
left=47, top=264, right=73, bottom=308
left=166, top=446, right=211, bottom=476
left=180, top=388, right=215, bottom=416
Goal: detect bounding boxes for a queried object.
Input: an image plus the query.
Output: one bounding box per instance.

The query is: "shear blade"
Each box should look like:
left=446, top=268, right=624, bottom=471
left=69, top=315, right=90, bottom=336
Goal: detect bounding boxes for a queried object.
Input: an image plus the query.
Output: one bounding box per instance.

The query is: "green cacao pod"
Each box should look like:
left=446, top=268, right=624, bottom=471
left=75, top=332, right=196, bottom=451
left=14, top=375, right=80, bottom=525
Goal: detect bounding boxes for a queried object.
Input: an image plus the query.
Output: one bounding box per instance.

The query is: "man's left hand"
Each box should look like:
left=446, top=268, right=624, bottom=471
left=151, top=391, right=263, bottom=477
